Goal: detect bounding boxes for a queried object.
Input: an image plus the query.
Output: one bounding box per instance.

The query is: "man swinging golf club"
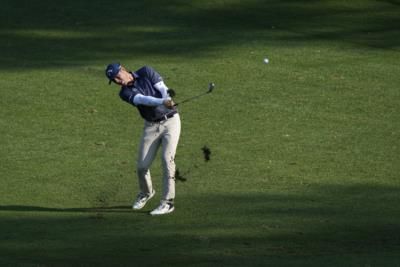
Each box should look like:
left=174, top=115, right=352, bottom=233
left=105, top=63, right=180, bottom=216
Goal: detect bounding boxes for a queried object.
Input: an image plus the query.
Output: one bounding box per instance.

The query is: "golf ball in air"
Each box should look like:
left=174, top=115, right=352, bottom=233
left=263, top=58, right=269, bottom=64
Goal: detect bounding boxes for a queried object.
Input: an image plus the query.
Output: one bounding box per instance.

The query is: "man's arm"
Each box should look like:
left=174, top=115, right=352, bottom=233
left=133, top=94, right=170, bottom=106
left=154, top=81, right=169, bottom=98
left=120, top=87, right=171, bottom=107
left=153, top=81, right=175, bottom=108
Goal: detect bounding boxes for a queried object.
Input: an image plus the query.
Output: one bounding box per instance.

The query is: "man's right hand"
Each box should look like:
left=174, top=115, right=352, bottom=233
left=163, top=99, right=175, bottom=109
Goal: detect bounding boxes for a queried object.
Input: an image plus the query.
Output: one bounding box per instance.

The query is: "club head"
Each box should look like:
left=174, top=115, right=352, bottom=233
left=208, top=82, right=215, bottom=93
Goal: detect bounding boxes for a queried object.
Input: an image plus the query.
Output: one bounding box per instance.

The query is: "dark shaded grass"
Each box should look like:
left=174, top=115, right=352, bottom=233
left=0, top=0, right=399, bottom=70
left=0, top=184, right=399, bottom=266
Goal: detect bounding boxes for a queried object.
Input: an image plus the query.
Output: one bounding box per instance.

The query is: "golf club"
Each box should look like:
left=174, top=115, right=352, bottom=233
left=174, top=82, right=215, bottom=106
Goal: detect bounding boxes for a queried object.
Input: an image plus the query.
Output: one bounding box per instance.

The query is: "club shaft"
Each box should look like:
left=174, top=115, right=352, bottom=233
left=174, top=92, right=209, bottom=106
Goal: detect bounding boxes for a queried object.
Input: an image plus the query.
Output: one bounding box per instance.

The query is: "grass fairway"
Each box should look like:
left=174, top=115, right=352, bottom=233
left=1, top=0, right=400, bottom=266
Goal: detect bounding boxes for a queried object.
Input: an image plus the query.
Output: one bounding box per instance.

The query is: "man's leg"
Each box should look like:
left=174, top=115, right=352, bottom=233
left=160, top=114, right=181, bottom=201
left=137, top=121, right=162, bottom=195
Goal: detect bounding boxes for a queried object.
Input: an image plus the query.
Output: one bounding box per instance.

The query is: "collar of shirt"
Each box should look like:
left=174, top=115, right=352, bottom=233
left=125, top=71, right=140, bottom=89
left=131, top=71, right=139, bottom=80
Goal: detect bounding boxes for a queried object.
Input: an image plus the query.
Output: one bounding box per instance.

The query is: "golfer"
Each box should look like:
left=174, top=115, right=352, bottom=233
left=105, top=63, right=180, bottom=216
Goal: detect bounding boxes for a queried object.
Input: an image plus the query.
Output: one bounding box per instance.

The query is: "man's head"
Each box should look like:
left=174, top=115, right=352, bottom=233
left=105, top=63, right=134, bottom=86
left=105, top=63, right=121, bottom=84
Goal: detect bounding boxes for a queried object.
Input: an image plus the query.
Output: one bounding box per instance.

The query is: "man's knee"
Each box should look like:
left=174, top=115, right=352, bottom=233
left=161, top=154, right=175, bottom=166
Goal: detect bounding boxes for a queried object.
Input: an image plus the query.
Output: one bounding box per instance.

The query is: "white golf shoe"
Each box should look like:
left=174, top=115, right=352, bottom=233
left=150, top=201, right=175, bottom=216
left=132, top=190, right=155, bottom=210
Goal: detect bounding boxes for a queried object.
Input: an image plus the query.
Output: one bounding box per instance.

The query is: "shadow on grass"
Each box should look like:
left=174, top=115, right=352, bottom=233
left=1, top=183, right=399, bottom=266
left=0, top=0, right=399, bottom=70
left=0, top=205, right=132, bottom=213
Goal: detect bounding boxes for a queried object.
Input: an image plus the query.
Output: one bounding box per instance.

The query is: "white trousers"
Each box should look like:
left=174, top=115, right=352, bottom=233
left=136, top=114, right=181, bottom=202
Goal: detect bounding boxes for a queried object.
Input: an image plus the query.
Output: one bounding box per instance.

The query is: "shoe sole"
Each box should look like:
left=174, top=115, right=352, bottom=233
left=132, top=190, right=155, bottom=210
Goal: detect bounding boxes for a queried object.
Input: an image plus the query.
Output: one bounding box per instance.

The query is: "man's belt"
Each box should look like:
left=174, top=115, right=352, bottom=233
left=152, top=112, right=177, bottom=123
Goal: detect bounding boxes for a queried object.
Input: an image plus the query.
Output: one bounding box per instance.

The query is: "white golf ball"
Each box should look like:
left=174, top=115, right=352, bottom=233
left=263, top=58, right=269, bottom=64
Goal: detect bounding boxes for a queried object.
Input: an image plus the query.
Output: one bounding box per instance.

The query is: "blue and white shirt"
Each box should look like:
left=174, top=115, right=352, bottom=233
left=119, top=66, right=177, bottom=122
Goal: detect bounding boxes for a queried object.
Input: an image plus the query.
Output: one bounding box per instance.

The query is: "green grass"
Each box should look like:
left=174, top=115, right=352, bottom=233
left=1, top=0, right=400, bottom=266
